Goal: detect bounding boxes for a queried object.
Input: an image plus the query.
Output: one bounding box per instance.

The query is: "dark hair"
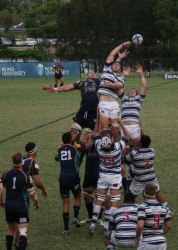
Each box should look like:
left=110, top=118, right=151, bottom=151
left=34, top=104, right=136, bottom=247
left=62, top=132, right=72, bottom=144
left=140, top=135, right=151, bottom=148
left=124, top=192, right=135, bottom=203
left=25, top=142, right=36, bottom=153
left=12, top=152, right=22, bottom=166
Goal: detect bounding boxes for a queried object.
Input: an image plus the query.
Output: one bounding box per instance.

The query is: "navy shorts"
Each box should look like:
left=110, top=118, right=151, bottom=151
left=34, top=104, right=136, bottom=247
left=59, top=175, right=81, bottom=198
left=73, top=111, right=96, bottom=130
left=82, top=175, right=99, bottom=188
left=6, top=209, right=29, bottom=224
left=55, top=72, right=63, bottom=79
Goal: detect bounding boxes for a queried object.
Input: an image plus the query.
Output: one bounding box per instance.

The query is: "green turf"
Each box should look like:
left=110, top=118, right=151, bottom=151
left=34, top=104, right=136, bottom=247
left=0, top=73, right=177, bottom=249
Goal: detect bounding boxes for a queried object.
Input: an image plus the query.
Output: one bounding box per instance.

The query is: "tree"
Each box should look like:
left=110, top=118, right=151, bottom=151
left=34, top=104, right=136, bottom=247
left=154, top=0, right=178, bottom=70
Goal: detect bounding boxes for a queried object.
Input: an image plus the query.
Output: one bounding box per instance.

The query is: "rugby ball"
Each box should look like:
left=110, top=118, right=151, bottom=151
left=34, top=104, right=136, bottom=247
left=132, top=34, right=143, bottom=45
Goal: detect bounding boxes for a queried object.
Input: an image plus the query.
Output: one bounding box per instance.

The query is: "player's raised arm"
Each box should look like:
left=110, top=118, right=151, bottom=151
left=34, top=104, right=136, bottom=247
left=106, top=41, right=131, bottom=63
left=135, top=64, right=147, bottom=96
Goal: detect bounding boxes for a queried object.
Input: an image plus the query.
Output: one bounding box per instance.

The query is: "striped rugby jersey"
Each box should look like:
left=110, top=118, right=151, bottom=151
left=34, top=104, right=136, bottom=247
left=109, top=204, right=138, bottom=242
left=95, top=136, right=128, bottom=175
left=138, top=200, right=170, bottom=244
left=98, top=61, right=125, bottom=100
left=119, top=93, right=145, bottom=123
left=125, top=148, right=156, bottom=183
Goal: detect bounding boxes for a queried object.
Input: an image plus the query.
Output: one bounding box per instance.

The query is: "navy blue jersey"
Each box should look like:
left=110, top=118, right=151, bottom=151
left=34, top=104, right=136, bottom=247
left=57, top=144, right=81, bottom=177
left=53, top=63, right=64, bottom=75
left=1, top=168, right=33, bottom=211
left=22, top=156, right=39, bottom=176
left=73, top=78, right=100, bottom=112
left=81, top=144, right=100, bottom=176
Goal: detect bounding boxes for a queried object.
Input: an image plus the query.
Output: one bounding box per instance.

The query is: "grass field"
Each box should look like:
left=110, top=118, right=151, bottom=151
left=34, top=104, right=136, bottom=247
left=0, top=73, right=178, bottom=250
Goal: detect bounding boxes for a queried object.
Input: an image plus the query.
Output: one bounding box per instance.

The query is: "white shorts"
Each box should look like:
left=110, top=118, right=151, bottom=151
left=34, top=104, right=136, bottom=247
left=121, top=124, right=140, bottom=139
left=110, top=231, right=136, bottom=248
left=129, top=178, right=160, bottom=196
left=137, top=241, right=167, bottom=250
left=97, top=173, right=122, bottom=190
left=98, top=101, right=120, bottom=119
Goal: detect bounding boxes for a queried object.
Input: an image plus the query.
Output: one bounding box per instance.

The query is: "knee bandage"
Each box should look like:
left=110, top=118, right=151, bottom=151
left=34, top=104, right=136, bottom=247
left=109, top=123, right=121, bottom=129
left=19, top=226, right=28, bottom=237
left=97, top=193, right=106, bottom=201
left=110, top=194, right=121, bottom=202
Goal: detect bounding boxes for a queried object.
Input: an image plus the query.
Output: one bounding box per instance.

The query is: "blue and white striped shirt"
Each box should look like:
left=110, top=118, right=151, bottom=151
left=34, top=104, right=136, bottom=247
left=98, top=61, right=126, bottom=100
left=138, top=200, right=170, bottom=244
left=95, top=136, right=128, bottom=175
left=119, top=93, right=145, bottom=123
left=125, top=148, right=156, bottom=183
left=109, top=204, right=138, bottom=242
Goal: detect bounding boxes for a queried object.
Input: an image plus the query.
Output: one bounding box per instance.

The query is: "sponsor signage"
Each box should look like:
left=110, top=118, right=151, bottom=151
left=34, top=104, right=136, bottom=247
left=164, top=74, right=178, bottom=79
left=0, top=61, right=80, bottom=78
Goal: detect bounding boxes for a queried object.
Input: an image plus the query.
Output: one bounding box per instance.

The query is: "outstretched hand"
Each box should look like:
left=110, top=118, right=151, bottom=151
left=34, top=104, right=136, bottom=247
left=43, top=85, right=54, bottom=92
left=118, top=50, right=130, bottom=60
left=123, top=67, right=131, bottom=77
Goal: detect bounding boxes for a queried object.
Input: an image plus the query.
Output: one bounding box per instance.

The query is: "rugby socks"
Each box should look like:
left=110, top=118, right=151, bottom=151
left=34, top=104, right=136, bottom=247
left=19, top=235, right=27, bottom=250
left=85, top=201, right=93, bottom=219
left=98, top=206, right=104, bottom=220
left=63, top=212, right=69, bottom=230
left=104, top=207, right=117, bottom=230
left=91, top=205, right=101, bottom=227
left=106, top=245, right=115, bottom=250
left=6, top=235, right=14, bottom=250
left=73, top=205, right=80, bottom=219
left=60, top=83, right=64, bottom=87
left=54, top=84, right=58, bottom=88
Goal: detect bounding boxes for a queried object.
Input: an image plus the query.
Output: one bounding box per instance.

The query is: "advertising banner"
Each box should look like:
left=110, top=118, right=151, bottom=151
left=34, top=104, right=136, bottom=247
left=163, top=74, right=178, bottom=80
left=0, top=61, right=80, bottom=78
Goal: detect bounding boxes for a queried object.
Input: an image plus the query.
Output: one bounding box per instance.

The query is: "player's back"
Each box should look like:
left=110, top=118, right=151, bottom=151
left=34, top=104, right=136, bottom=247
left=138, top=200, right=169, bottom=244
left=112, top=204, right=138, bottom=241
left=84, top=144, right=100, bottom=176
left=23, top=156, right=39, bottom=176
left=2, top=168, right=29, bottom=210
left=57, top=144, right=80, bottom=176
left=127, top=148, right=155, bottom=182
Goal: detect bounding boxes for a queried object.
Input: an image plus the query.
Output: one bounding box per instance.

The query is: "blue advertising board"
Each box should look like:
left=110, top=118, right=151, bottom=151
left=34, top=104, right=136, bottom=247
left=0, top=61, right=80, bottom=78
left=163, top=74, right=178, bottom=79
